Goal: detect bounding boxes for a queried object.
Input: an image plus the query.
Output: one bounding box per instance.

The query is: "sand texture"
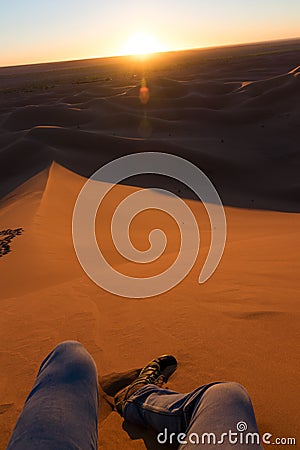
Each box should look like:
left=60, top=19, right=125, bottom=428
left=0, top=39, right=299, bottom=449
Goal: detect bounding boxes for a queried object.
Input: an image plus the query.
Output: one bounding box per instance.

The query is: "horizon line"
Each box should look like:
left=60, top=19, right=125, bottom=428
left=1, top=36, right=299, bottom=70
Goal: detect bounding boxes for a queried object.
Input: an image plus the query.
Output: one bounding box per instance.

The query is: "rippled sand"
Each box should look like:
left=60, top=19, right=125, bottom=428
left=0, top=39, right=299, bottom=448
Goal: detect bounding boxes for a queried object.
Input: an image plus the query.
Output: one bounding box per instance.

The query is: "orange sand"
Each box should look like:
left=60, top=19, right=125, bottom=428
left=0, top=40, right=299, bottom=449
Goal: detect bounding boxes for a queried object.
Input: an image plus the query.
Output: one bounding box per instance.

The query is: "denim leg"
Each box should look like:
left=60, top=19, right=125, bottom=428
left=6, top=341, right=99, bottom=450
left=124, top=382, right=262, bottom=449
left=123, top=382, right=221, bottom=433
left=180, top=382, right=263, bottom=449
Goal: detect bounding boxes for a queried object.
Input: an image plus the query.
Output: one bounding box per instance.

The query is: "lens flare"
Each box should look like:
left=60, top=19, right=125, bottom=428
left=139, top=78, right=150, bottom=105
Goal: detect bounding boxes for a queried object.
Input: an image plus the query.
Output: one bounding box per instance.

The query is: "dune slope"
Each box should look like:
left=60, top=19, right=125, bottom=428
left=0, top=42, right=299, bottom=448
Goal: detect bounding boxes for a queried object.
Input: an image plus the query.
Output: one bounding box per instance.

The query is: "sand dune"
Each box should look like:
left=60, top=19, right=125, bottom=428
left=4, top=104, right=93, bottom=131
left=1, top=45, right=299, bottom=210
left=0, top=163, right=299, bottom=448
left=0, top=41, right=300, bottom=449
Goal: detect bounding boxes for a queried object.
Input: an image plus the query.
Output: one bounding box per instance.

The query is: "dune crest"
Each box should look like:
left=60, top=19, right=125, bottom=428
left=0, top=42, right=299, bottom=449
left=1, top=51, right=299, bottom=211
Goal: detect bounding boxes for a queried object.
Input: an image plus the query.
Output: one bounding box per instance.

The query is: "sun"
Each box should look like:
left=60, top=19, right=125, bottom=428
left=122, top=32, right=163, bottom=56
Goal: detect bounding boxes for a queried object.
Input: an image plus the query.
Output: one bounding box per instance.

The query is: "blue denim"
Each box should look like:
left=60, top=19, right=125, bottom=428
left=7, top=342, right=262, bottom=449
left=6, top=341, right=98, bottom=450
left=124, top=382, right=263, bottom=449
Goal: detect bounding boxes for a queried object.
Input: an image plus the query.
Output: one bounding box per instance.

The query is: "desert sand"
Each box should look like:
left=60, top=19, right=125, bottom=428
left=0, top=39, right=299, bottom=449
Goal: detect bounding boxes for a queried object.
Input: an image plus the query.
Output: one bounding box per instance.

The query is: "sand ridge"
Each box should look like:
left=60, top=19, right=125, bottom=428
left=0, top=41, right=300, bottom=449
left=1, top=48, right=299, bottom=210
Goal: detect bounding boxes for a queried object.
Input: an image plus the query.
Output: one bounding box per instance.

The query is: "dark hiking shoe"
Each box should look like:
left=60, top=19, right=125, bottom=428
left=114, top=355, right=177, bottom=416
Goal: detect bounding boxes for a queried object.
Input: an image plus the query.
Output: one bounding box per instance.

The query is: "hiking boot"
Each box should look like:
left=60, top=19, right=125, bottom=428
left=114, top=354, right=177, bottom=416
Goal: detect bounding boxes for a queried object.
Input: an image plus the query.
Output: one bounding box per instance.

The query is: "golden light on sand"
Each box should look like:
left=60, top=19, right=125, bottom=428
left=122, top=32, right=163, bottom=56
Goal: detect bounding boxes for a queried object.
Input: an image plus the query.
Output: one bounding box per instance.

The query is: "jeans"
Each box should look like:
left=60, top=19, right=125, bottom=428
left=6, top=341, right=262, bottom=449
left=125, top=384, right=263, bottom=449
left=6, top=341, right=98, bottom=450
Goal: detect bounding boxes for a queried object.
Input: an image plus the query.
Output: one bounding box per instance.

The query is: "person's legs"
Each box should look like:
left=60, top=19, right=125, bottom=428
left=6, top=341, right=99, bottom=450
left=180, top=382, right=262, bottom=449
left=123, top=382, right=262, bottom=449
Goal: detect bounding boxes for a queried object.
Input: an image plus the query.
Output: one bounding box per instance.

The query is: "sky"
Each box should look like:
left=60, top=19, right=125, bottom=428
left=1, top=0, right=299, bottom=67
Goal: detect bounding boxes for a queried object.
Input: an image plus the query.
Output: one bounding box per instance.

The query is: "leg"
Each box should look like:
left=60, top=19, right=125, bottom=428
left=180, top=382, right=262, bottom=449
left=124, top=382, right=262, bottom=449
left=7, top=341, right=99, bottom=450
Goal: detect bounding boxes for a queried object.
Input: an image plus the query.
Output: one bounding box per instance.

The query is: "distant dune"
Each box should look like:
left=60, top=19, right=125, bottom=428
left=1, top=39, right=299, bottom=210
left=0, top=40, right=299, bottom=449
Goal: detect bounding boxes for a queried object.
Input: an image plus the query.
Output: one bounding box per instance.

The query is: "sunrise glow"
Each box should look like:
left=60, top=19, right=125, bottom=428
left=122, top=32, right=164, bottom=56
